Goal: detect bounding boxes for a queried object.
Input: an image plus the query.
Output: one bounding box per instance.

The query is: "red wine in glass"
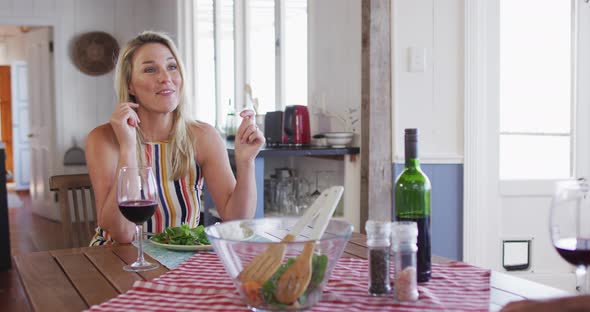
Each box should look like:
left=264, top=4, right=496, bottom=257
left=554, top=238, right=590, bottom=266
left=117, top=166, right=159, bottom=272
left=119, top=200, right=157, bottom=224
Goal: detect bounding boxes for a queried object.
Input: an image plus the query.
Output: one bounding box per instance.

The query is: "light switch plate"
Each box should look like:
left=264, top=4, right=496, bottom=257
left=408, top=46, right=426, bottom=72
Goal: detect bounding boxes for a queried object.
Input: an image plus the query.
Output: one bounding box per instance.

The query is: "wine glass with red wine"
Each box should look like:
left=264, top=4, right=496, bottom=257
left=551, top=179, right=590, bottom=293
left=117, top=166, right=159, bottom=272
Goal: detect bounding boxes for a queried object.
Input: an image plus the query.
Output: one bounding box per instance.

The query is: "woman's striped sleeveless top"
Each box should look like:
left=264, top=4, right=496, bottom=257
left=90, top=142, right=203, bottom=246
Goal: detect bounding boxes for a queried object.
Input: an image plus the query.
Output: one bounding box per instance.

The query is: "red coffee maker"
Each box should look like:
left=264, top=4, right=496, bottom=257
left=282, top=105, right=311, bottom=146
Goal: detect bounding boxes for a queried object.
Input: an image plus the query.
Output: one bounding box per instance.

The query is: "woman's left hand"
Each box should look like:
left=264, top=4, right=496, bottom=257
left=234, top=110, right=265, bottom=163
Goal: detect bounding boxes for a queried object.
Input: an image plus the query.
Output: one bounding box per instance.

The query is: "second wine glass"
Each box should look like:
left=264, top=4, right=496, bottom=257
left=550, top=178, right=590, bottom=294
left=117, top=166, right=159, bottom=272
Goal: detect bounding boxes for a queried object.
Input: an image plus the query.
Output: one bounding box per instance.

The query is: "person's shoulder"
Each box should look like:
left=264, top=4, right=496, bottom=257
left=188, top=120, right=225, bottom=160
left=86, top=123, right=116, bottom=146
left=188, top=120, right=222, bottom=141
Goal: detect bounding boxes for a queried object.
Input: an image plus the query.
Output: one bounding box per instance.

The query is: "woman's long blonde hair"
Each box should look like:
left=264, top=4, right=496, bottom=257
left=114, top=31, right=194, bottom=180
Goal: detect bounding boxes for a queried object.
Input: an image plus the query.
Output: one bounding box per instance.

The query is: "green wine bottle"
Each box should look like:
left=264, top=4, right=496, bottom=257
left=395, top=128, right=431, bottom=283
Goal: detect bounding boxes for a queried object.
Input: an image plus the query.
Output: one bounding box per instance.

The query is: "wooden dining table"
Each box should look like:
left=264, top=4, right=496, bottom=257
left=7, top=232, right=570, bottom=312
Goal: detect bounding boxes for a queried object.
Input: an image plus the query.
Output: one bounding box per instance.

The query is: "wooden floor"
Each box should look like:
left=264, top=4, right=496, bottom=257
left=9, top=191, right=65, bottom=255
left=1, top=191, right=65, bottom=312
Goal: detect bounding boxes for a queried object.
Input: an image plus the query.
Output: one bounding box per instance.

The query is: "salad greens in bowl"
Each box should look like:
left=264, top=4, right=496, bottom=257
left=205, top=217, right=352, bottom=311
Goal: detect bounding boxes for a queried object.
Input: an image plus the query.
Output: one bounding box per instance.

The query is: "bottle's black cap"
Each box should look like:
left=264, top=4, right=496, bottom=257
left=405, top=128, right=418, bottom=135
left=404, top=128, right=418, bottom=159
left=405, top=128, right=418, bottom=143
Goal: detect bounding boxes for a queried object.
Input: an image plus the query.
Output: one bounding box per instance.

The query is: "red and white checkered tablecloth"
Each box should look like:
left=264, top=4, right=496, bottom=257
left=88, top=253, right=490, bottom=312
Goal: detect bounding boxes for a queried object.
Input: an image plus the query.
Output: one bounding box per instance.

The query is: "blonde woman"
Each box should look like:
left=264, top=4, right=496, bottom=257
left=86, top=31, right=264, bottom=245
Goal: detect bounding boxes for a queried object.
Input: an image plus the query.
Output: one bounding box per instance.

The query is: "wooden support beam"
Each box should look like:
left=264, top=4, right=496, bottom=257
left=360, top=0, right=392, bottom=231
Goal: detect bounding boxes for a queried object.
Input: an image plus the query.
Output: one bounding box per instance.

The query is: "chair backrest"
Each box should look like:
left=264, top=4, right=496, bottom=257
left=49, top=174, right=96, bottom=248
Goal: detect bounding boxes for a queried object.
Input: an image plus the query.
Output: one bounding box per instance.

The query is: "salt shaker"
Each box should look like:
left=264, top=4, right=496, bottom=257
left=391, top=221, right=419, bottom=302
left=365, top=220, right=392, bottom=295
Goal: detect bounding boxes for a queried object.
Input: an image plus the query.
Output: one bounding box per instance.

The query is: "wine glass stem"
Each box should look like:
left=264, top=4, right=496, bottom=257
left=136, top=224, right=145, bottom=263
left=576, top=265, right=588, bottom=294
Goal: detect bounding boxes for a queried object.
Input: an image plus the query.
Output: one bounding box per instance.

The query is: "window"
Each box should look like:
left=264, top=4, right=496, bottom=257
left=284, top=0, right=308, bottom=107
left=218, top=0, right=235, bottom=129
left=189, top=0, right=308, bottom=129
left=248, top=0, right=276, bottom=114
left=499, top=0, right=572, bottom=180
left=194, top=0, right=216, bottom=126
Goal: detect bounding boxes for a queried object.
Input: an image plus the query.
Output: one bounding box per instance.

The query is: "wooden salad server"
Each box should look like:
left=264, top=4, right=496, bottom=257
left=274, top=186, right=344, bottom=304
left=236, top=186, right=342, bottom=285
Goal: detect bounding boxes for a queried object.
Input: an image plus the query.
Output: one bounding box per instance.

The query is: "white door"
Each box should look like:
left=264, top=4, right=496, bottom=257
left=10, top=61, right=31, bottom=191
left=23, top=27, right=55, bottom=220
left=466, top=0, right=590, bottom=293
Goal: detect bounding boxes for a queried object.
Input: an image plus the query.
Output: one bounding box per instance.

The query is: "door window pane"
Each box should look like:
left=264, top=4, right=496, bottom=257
left=499, top=0, right=572, bottom=179
left=248, top=0, right=275, bottom=114
left=500, top=135, right=570, bottom=180
left=284, top=0, right=307, bottom=106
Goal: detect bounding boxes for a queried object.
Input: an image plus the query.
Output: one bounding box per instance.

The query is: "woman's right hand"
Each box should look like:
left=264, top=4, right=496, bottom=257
left=110, top=102, right=140, bottom=149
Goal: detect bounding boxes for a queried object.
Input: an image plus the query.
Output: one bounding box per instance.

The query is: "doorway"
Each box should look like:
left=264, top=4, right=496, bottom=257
left=0, top=25, right=51, bottom=194
left=0, top=65, right=14, bottom=184
left=465, top=0, right=590, bottom=292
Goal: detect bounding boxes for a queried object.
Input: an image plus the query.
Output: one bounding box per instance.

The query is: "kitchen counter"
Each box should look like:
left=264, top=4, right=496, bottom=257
left=202, top=142, right=361, bottom=227
left=225, top=141, right=360, bottom=157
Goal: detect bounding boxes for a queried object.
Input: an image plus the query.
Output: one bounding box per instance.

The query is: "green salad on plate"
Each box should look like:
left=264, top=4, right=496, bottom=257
left=151, top=224, right=210, bottom=245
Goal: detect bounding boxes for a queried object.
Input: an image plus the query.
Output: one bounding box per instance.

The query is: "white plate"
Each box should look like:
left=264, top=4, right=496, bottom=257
left=148, top=238, right=213, bottom=251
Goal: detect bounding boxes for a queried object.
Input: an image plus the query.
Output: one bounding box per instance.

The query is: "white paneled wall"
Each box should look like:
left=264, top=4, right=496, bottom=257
left=392, top=0, right=463, bottom=163
left=0, top=0, right=178, bottom=175
left=308, top=0, right=464, bottom=164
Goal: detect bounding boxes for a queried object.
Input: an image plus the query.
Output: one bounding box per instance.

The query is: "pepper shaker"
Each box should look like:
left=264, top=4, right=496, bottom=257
left=365, top=220, right=392, bottom=295
left=391, top=221, right=419, bottom=302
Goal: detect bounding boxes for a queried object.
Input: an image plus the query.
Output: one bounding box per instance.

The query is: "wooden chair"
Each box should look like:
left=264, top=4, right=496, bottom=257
left=49, top=174, right=96, bottom=248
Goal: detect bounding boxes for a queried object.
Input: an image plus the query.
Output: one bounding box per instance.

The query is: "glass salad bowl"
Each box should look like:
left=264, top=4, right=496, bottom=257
left=205, top=217, right=353, bottom=311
